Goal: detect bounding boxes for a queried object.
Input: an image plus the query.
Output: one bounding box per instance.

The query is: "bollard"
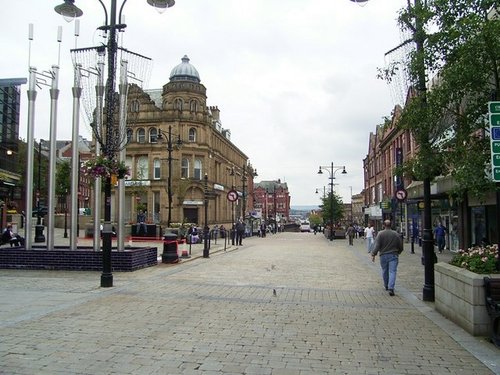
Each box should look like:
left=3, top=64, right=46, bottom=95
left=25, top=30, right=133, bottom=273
left=179, top=239, right=190, bottom=258
left=162, top=233, right=179, bottom=263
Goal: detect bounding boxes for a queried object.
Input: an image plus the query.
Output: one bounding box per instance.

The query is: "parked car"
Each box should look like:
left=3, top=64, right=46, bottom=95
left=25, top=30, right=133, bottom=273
left=299, top=221, right=311, bottom=232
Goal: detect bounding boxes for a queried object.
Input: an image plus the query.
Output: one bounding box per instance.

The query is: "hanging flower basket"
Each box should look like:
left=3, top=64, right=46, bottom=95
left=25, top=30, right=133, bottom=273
left=82, top=156, right=130, bottom=179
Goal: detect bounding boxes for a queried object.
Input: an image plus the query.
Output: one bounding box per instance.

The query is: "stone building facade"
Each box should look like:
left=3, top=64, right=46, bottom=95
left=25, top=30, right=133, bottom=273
left=110, top=55, right=255, bottom=227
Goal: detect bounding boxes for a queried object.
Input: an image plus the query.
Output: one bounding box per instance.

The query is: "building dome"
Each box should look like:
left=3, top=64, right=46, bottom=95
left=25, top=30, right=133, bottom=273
left=169, top=55, right=200, bottom=83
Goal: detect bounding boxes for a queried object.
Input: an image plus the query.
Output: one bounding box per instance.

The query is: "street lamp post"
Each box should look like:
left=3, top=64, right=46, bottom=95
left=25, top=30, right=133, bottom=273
left=349, top=0, right=435, bottom=301
left=54, top=0, right=175, bottom=287
left=64, top=191, right=68, bottom=238
left=34, top=140, right=45, bottom=242
left=203, top=173, right=209, bottom=258
left=241, top=164, right=246, bottom=221
left=157, top=125, right=182, bottom=227
left=317, top=163, right=347, bottom=240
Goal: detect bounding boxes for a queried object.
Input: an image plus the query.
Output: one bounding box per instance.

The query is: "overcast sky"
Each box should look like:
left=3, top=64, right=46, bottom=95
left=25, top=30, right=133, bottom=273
left=1, top=0, right=408, bottom=206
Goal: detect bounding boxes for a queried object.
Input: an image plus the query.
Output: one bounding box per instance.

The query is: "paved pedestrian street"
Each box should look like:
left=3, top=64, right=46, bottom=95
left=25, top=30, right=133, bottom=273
left=1, top=232, right=499, bottom=374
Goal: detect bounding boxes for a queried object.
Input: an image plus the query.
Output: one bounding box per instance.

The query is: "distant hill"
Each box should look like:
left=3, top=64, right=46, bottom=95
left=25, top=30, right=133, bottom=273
left=290, top=206, right=319, bottom=212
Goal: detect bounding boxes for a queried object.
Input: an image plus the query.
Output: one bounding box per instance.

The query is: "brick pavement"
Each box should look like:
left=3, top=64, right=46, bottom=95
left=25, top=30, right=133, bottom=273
left=0, top=230, right=499, bottom=374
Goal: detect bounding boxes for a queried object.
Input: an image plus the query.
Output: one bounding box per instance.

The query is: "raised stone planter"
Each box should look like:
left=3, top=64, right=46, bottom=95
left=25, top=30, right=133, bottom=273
left=0, top=246, right=158, bottom=272
left=435, top=262, right=492, bottom=336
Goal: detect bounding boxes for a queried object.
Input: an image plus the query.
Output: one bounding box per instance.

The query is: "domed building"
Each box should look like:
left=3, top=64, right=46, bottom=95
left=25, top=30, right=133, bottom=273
left=116, top=55, right=255, bottom=230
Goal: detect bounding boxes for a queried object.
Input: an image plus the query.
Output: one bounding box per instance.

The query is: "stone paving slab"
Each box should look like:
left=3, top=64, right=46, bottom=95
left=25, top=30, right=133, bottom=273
left=0, top=231, right=498, bottom=374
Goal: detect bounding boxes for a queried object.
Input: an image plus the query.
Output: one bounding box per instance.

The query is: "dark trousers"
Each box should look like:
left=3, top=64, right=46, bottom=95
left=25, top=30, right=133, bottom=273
left=236, top=231, right=244, bottom=245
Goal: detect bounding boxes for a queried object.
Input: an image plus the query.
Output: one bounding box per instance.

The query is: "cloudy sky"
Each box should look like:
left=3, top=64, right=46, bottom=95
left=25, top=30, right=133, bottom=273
left=1, top=0, right=408, bottom=206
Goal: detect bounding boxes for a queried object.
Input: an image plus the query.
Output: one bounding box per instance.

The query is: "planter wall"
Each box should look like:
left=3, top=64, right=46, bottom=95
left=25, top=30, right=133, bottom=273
left=0, top=246, right=158, bottom=272
left=435, top=262, right=491, bottom=336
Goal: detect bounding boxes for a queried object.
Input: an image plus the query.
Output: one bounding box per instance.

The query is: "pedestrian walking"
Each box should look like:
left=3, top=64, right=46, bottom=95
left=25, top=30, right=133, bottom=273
left=371, top=219, right=403, bottom=296
left=364, top=222, right=375, bottom=253
left=434, top=222, right=447, bottom=253
left=346, top=224, right=355, bottom=246
left=235, top=219, right=245, bottom=245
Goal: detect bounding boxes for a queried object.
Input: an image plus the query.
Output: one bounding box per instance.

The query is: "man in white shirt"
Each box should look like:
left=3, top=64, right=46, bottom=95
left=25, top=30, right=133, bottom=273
left=364, top=223, right=375, bottom=253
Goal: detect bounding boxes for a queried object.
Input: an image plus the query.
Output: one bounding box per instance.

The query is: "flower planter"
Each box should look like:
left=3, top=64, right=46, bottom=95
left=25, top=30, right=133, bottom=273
left=435, top=262, right=492, bottom=336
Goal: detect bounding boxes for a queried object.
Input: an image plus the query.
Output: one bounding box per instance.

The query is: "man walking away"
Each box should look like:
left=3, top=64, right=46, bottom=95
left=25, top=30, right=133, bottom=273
left=371, top=220, right=403, bottom=296
left=346, top=224, right=355, bottom=246
left=434, top=223, right=447, bottom=253
left=364, top=223, right=375, bottom=253
left=236, top=219, right=245, bottom=245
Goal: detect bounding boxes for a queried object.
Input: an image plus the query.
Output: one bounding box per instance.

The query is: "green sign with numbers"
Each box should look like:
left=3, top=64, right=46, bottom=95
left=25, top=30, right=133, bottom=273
left=489, top=102, right=500, bottom=114
left=489, top=102, right=500, bottom=181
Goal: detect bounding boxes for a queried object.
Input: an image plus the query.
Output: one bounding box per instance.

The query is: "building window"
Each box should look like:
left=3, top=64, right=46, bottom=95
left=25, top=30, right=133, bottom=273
left=137, top=128, right=146, bottom=143
left=175, top=98, right=183, bottom=111
left=136, top=156, right=149, bottom=180
left=150, top=128, right=158, bottom=143
left=194, top=159, right=202, bottom=180
left=153, top=158, right=161, bottom=179
left=190, top=99, right=198, bottom=112
left=126, top=128, right=133, bottom=144
left=188, top=128, right=196, bottom=142
left=181, top=158, right=189, bottom=178
left=130, top=99, right=140, bottom=113
left=125, top=157, right=132, bottom=180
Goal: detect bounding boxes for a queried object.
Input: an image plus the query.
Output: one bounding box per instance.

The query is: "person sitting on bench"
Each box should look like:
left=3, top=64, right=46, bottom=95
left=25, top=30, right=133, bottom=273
left=2, top=224, right=25, bottom=247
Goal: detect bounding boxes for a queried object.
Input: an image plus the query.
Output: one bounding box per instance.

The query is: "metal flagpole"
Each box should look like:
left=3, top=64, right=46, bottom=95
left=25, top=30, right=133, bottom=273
left=70, top=64, right=82, bottom=250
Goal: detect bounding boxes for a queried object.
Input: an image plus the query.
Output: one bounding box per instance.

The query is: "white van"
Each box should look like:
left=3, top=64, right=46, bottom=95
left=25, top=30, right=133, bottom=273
left=299, top=221, right=311, bottom=232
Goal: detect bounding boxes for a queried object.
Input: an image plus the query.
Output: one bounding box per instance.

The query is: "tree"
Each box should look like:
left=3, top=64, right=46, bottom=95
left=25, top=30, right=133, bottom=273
left=396, top=0, right=500, bottom=200
left=319, top=191, right=344, bottom=225
left=56, top=160, right=71, bottom=212
left=308, top=212, right=323, bottom=227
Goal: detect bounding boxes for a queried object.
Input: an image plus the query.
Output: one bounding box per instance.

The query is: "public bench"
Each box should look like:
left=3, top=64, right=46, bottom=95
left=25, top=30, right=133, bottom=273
left=483, top=276, right=500, bottom=347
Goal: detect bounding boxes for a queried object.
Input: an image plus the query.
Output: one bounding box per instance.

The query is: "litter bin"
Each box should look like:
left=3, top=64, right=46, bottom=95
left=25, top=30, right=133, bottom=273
left=162, top=233, right=179, bottom=264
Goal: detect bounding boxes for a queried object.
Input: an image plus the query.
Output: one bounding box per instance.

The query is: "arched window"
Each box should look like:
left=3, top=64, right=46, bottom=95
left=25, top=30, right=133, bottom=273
left=175, top=98, right=183, bottom=111
left=125, top=156, right=132, bottom=180
left=153, top=158, right=161, bottom=179
left=190, top=99, right=198, bottom=112
left=194, top=159, right=202, bottom=180
left=136, top=156, right=149, bottom=180
left=188, top=128, right=197, bottom=142
left=137, top=128, right=146, bottom=143
left=129, top=99, right=140, bottom=114
left=181, top=158, right=189, bottom=179
left=126, top=128, right=133, bottom=144
left=149, top=128, right=158, bottom=143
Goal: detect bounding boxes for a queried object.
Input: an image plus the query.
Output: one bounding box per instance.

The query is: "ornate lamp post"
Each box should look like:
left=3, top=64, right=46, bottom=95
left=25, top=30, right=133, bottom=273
left=203, top=173, right=209, bottom=258
left=54, top=0, right=175, bottom=287
left=157, top=125, right=183, bottom=227
left=349, top=0, right=435, bottom=301
left=317, top=163, right=347, bottom=240
left=35, top=140, right=45, bottom=242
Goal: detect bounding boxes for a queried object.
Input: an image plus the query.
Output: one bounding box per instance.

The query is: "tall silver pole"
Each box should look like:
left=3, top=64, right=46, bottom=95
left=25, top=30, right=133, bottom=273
left=117, top=59, right=128, bottom=251
left=70, top=64, right=82, bottom=250
left=93, top=56, right=105, bottom=251
left=47, top=65, right=59, bottom=250
left=25, top=67, right=38, bottom=249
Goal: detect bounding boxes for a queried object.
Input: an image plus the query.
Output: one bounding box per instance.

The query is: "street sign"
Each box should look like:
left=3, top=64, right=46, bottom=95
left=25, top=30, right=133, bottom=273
left=489, top=102, right=500, bottom=182
left=227, top=190, right=238, bottom=202
left=492, top=127, right=500, bottom=140
left=395, top=189, right=407, bottom=201
left=488, top=101, right=500, bottom=114
left=490, top=114, right=500, bottom=126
